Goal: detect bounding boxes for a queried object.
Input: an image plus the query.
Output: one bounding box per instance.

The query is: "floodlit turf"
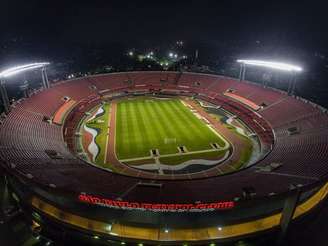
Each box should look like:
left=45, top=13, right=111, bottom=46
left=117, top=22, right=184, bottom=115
left=85, top=103, right=110, bottom=166
left=115, top=97, right=227, bottom=160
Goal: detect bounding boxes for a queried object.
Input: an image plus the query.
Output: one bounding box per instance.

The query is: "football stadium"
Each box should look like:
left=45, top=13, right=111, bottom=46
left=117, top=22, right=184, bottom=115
left=0, top=66, right=328, bottom=245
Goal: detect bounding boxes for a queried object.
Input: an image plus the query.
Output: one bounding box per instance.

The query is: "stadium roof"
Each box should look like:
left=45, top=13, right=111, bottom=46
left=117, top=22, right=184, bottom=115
left=237, top=59, right=302, bottom=72
left=0, top=62, right=50, bottom=78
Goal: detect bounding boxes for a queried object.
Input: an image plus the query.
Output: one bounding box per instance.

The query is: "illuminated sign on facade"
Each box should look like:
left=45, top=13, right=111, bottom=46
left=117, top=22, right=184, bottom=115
left=79, top=194, right=235, bottom=212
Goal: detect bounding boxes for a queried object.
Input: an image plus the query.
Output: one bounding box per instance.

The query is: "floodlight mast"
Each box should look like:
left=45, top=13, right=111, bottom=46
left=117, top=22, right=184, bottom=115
left=237, top=59, right=302, bottom=95
left=0, top=79, right=10, bottom=113
left=0, top=62, right=50, bottom=113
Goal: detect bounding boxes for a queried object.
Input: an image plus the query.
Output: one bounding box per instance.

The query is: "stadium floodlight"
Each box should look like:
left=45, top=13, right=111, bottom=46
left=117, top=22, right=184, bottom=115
left=0, top=62, right=50, bottom=78
left=237, top=59, right=302, bottom=95
left=0, top=62, right=50, bottom=113
left=237, top=59, right=302, bottom=72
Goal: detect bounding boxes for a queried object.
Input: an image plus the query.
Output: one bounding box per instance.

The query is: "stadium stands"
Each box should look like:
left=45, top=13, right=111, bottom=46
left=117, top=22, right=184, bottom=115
left=0, top=71, right=327, bottom=204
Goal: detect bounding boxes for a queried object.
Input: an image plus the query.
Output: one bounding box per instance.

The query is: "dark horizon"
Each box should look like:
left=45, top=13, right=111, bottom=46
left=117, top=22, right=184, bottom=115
left=1, top=0, right=328, bottom=108
left=1, top=0, right=328, bottom=62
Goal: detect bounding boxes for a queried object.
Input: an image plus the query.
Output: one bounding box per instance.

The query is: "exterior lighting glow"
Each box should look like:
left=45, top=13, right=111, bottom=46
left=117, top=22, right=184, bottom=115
left=106, top=224, right=112, bottom=231
left=169, top=52, right=174, bottom=58
left=174, top=54, right=178, bottom=58
left=164, top=228, right=169, bottom=233
left=237, top=59, right=302, bottom=72
left=0, top=62, right=50, bottom=78
left=128, top=51, right=134, bottom=56
left=218, top=227, right=222, bottom=231
left=93, top=235, right=99, bottom=239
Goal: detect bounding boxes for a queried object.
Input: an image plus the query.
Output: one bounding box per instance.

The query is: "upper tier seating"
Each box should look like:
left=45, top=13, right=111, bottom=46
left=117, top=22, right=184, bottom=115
left=52, top=79, right=95, bottom=101
left=20, top=88, right=64, bottom=116
left=0, top=71, right=327, bottom=200
left=87, top=73, right=130, bottom=91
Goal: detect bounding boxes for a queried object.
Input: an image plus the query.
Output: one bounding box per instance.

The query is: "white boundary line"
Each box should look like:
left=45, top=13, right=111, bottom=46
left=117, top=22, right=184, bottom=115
left=104, top=104, right=111, bottom=164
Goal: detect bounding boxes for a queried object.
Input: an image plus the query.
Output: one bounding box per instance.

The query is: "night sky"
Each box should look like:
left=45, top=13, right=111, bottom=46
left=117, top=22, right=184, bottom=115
left=1, top=0, right=327, bottom=60
left=1, top=0, right=328, bottom=106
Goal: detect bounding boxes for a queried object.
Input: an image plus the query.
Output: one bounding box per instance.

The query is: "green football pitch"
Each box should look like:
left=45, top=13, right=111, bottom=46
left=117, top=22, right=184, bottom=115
left=115, top=97, right=228, bottom=161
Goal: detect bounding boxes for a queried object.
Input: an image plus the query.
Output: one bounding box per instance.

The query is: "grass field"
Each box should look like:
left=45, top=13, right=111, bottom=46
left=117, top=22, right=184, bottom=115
left=115, top=97, right=228, bottom=162
left=79, top=96, right=255, bottom=174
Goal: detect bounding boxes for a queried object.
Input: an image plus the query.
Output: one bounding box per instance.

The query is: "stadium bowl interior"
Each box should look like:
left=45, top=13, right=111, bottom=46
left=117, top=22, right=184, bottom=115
left=1, top=71, right=328, bottom=245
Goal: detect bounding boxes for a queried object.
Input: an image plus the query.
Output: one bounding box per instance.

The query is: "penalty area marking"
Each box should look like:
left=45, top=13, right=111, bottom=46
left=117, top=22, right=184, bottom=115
left=181, top=99, right=230, bottom=149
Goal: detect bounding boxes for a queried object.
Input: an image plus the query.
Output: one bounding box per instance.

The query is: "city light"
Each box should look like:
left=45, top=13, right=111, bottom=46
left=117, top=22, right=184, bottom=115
left=169, top=52, right=174, bottom=58
left=237, top=59, right=302, bottom=72
left=0, top=62, right=50, bottom=78
left=128, top=51, right=134, bottom=56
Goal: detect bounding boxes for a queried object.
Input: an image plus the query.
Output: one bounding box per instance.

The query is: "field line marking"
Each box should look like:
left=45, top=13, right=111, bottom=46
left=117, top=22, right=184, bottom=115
left=119, top=148, right=228, bottom=162
left=181, top=98, right=230, bottom=149
left=104, top=104, right=111, bottom=164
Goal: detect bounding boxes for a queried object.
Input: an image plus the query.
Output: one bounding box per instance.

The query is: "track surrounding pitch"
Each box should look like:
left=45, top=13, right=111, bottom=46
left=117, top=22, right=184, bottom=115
left=115, top=97, right=227, bottom=162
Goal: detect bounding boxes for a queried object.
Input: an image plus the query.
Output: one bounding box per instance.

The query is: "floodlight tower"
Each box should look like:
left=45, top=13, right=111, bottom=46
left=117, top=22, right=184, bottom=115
left=0, top=62, right=50, bottom=113
left=237, top=60, right=302, bottom=95
left=0, top=79, right=10, bottom=113
left=239, top=62, right=246, bottom=81
left=41, top=66, right=50, bottom=89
